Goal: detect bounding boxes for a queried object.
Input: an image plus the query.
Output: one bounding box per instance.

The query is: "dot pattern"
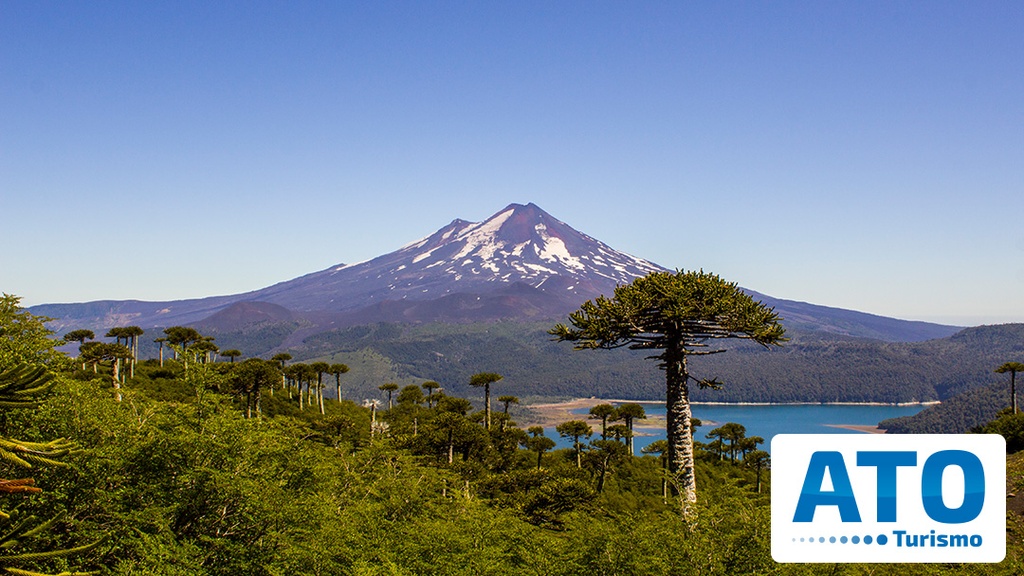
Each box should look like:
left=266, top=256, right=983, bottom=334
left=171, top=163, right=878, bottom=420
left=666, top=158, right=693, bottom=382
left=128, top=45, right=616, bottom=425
left=791, top=534, right=888, bottom=545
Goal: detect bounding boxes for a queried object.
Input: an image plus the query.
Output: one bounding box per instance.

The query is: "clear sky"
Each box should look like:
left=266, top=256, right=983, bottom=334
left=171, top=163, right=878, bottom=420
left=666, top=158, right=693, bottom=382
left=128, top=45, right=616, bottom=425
left=2, top=2, right=1022, bottom=326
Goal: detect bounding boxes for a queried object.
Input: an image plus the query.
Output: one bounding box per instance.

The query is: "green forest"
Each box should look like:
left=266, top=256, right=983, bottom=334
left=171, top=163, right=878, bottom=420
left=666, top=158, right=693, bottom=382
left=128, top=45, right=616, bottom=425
left=162, top=319, right=1024, bottom=406
left=2, top=293, right=1023, bottom=575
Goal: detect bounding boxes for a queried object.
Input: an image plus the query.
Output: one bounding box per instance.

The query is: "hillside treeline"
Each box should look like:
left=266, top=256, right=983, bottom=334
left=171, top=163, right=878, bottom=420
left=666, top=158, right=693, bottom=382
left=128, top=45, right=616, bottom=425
left=880, top=381, right=1011, bottom=434
left=200, top=320, right=1024, bottom=404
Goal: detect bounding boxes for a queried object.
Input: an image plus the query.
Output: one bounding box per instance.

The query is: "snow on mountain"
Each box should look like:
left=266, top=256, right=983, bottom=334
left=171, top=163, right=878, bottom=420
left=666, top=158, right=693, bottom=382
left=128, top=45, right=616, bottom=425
left=28, top=202, right=962, bottom=342
left=248, top=202, right=665, bottom=312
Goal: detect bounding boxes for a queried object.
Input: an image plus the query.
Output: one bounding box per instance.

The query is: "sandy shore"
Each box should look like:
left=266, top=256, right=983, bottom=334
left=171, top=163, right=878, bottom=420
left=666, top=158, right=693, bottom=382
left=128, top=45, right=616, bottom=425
left=520, top=398, right=668, bottom=428
left=825, top=424, right=887, bottom=434
left=521, top=398, right=891, bottom=434
left=519, top=398, right=615, bottom=428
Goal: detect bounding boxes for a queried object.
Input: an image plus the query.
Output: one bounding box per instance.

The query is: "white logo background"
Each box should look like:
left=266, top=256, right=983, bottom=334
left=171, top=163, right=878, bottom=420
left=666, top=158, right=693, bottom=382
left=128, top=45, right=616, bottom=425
left=771, top=434, right=1005, bottom=563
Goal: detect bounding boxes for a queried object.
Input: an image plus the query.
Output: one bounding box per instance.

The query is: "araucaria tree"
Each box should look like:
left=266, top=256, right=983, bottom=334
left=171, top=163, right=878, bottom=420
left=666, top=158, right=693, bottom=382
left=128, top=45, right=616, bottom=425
left=469, top=372, right=502, bottom=430
left=550, top=270, right=785, bottom=505
left=330, top=363, right=350, bottom=404
left=231, top=359, right=280, bottom=418
left=996, top=362, right=1024, bottom=415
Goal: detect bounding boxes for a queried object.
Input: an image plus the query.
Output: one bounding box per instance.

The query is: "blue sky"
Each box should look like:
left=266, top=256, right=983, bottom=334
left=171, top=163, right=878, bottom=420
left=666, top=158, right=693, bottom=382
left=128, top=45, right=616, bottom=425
left=2, top=2, right=1022, bottom=326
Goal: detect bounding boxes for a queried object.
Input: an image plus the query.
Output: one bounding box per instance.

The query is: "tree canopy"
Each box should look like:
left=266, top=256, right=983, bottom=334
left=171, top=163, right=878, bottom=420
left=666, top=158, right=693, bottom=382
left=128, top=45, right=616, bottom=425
left=551, top=270, right=785, bottom=506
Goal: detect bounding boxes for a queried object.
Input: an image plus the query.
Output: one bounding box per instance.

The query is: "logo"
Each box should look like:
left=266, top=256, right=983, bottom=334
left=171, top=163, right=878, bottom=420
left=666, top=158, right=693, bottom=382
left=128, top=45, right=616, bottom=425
left=771, top=434, right=1005, bottom=563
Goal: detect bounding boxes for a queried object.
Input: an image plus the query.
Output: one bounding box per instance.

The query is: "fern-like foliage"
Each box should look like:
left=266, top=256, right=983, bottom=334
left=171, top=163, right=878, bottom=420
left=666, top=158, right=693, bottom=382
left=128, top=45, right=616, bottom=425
left=0, top=366, right=54, bottom=410
left=0, top=363, right=100, bottom=575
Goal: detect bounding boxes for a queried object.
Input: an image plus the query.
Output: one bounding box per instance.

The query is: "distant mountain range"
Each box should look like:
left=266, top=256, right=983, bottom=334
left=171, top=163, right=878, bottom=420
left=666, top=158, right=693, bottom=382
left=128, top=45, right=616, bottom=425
left=31, top=202, right=959, bottom=343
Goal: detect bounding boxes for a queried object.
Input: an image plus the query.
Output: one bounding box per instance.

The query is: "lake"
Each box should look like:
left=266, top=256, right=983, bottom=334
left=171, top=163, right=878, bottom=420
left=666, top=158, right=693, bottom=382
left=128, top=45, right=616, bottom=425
left=545, top=402, right=929, bottom=453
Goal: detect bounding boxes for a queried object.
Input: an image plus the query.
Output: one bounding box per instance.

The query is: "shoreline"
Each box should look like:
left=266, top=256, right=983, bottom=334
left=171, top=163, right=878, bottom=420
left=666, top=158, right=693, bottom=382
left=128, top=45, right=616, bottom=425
left=519, top=397, right=930, bottom=429
left=825, top=424, right=887, bottom=434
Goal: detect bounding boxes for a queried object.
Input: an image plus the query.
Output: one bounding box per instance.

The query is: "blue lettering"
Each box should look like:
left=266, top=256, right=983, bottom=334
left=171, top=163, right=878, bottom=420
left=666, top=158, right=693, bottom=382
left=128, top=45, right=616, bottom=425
left=857, top=451, right=916, bottom=522
left=793, top=451, right=861, bottom=522
left=921, top=450, right=985, bottom=523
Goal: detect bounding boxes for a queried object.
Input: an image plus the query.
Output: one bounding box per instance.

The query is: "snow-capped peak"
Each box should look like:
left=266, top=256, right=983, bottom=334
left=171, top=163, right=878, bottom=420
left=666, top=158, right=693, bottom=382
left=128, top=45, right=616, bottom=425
left=249, top=203, right=668, bottom=313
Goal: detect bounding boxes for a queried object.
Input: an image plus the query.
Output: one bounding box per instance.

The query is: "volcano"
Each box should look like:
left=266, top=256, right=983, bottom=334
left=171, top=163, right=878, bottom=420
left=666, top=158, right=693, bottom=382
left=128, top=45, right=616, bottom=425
left=31, top=202, right=959, bottom=342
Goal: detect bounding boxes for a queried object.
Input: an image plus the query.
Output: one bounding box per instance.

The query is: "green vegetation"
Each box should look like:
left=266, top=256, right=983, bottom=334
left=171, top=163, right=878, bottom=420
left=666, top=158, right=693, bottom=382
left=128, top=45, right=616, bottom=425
left=882, top=357, right=1024, bottom=434
left=5, top=292, right=1024, bottom=574
left=881, top=381, right=1009, bottom=434
left=551, top=270, right=786, bottom=505
left=242, top=320, right=1024, bottom=410
left=995, top=362, right=1024, bottom=415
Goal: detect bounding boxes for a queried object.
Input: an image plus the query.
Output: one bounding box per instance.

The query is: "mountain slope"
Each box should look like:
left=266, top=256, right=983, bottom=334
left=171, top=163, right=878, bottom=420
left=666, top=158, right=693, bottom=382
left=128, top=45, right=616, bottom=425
left=246, top=202, right=663, bottom=312
left=30, top=202, right=959, bottom=343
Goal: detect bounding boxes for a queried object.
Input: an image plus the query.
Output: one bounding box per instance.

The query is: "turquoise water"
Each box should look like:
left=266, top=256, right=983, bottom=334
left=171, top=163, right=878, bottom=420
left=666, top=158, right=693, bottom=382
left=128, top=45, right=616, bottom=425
left=544, top=402, right=929, bottom=453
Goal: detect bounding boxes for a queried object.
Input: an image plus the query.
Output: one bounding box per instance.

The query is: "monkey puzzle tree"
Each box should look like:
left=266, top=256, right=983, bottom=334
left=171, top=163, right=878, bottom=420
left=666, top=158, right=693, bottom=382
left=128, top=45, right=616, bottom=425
left=379, top=382, right=399, bottom=410
left=0, top=298, right=100, bottom=572
left=0, top=365, right=102, bottom=573
left=80, top=342, right=132, bottom=401
left=329, top=363, right=350, bottom=405
left=555, top=420, right=592, bottom=469
left=221, top=349, right=242, bottom=363
left=469, top=372, right=502, bottom=430
left=642, top=439, right=670, bottom=502
left=120, top=326, right=144, bottom=378
left=62, top=330, right=94, bottom=370
left=524, top=426, right=556, bottom=469
left=551, top=270, right=785, bottom=505
left=497, top=395, right=519, bottom=415
left=310, top=362, right=331, bottom=415
left=588, top=403, right=617, bottom=440
left=290, top=364, right=315, bottom=410
left=153, top=337, right=167, bottom=367
left=996, top=362, right=1024, bottom=415
left=616, top=402, right=646, bottom=456
left=65, top=331, right=96, bottom=372
left=163, top=326, right=205, bottom=369
left=744, top=449, right=771, bottom=494
left=422, top=381, right=441, bottom=409
left=270, top=353, right=292, bottom=396
left=191, top=339, right=218, bottom=365
left=231, top=358, right=280, bottom=418
left=61, top=329, right=95, bottom=348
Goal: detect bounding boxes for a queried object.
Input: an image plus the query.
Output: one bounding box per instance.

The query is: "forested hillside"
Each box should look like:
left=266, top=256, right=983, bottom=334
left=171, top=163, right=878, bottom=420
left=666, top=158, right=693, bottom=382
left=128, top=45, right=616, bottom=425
left=182, top=321, right=1024, bottom=405
left=880, top=381, right=1011, bottom=434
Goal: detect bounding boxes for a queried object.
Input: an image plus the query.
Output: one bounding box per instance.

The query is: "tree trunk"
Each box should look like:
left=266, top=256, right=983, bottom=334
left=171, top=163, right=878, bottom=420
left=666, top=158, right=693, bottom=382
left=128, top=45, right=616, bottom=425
left=662, top=456, right=668, bottom=503
left=484, top=383, right=491, bottom=430
left=665, top=344, right=697, bottom=505
left=626, top=417, right=635, bottom=456
left=597, top=455, right=609, bottom=493
left=537, top=450, right=543, bottom=469
left=158, top=343, right=164, bottom=367
left=1013, top=371, right=1018, bottom=415
left=336, top=376, right=342, bottom=404
left=112, top=359, right=122, bottom=402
